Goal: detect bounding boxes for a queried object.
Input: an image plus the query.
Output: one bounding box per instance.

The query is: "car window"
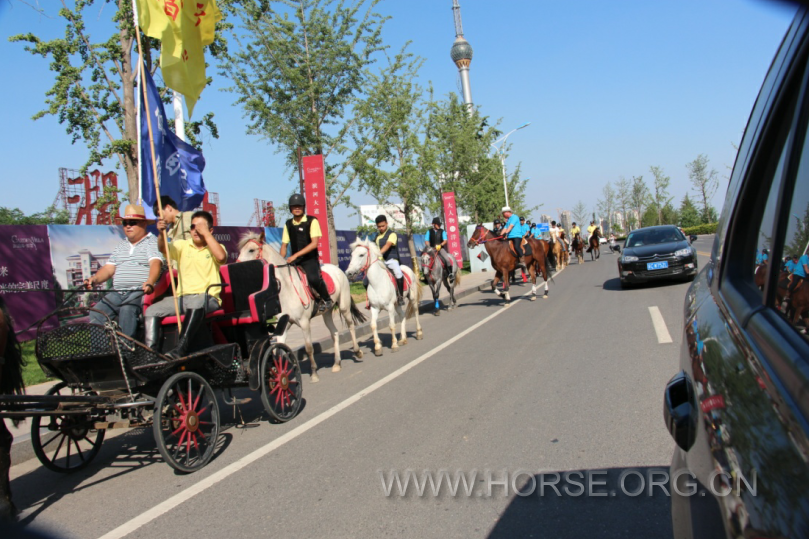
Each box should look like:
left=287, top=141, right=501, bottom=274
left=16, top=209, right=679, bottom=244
left=753, top=139, right=790, bottom=302
left=773, top=126, right=809, bottom=341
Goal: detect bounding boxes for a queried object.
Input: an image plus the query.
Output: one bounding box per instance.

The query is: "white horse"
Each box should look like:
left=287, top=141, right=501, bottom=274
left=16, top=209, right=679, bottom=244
left=345, top=238, right=423, bottom=356
left=236, top=233, right=365, bottom=382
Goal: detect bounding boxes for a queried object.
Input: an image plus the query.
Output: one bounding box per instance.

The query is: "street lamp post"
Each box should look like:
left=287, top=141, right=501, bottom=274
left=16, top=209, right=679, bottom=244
left=491, top=122, right=530, bottom=208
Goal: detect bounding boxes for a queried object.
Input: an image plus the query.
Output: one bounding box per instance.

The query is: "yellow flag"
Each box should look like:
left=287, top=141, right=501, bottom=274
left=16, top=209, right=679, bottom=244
left=135, top=0, right=222, bottom=117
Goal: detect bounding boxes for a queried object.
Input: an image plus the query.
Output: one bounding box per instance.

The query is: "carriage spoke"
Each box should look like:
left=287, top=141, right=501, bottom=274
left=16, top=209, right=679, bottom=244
left=65, top=436, right=71, bottom=468
left=53, top=433, right=66, bottom=462
left=173, top=431, right=186, bottom=461
left=40, top=432, right=61, bottom=450
left=73, top=438, right=85, bottom=462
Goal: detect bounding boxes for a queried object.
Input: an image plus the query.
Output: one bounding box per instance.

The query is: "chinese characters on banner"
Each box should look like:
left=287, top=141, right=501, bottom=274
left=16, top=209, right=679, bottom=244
left=302, top=154, right=332, bottom=264
left=67, top=170, right=120, bottom=225
left=442, top=192, right=463, bottom=265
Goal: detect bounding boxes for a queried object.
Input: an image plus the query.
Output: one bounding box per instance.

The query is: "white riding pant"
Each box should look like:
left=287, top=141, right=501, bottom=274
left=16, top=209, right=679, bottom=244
left=385, top=259, right=403, bottom=279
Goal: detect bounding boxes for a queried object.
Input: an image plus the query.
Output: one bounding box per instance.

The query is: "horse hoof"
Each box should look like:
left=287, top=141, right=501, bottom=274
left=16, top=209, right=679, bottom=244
left=531, top=296, right=536, bottom=301
left=434, top=310, right=441, bottom=316
left=332, top=364, right=342, bottom=373
left=374, top=348, right=383, bottom=357
left=399, top=339, right=407, bottom=346
left=310, top=374, right=320, bottom=383
left=355, top=350, right=364, bottom=359
left=391, top=347, right=399, bottom=353
left=416, top=332, right=424, bottom=340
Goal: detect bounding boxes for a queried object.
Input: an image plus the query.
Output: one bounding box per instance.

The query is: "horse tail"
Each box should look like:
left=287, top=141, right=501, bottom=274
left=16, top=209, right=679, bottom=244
left=347, top=298, right=367, bottom=325
left=0, top=297, right=26, bottom=427
left=454, top=267, right=462, bottom=286
left=406, top=272, right=424, bottom=319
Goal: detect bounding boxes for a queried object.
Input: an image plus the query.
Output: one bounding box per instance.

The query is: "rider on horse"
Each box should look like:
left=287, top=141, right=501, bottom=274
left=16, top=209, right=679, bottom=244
left=428, top=217, right=455, bottom=276
left=587, top=221, right=597, bottom=240
left=375, top=215, right=406, bottom=306
left=492, top=218, right=504, bottom=236
left=570, top=222, right=581, bottom=253
left=784, top=249, right=809, bottom=306
left=280, top=194, right=334, bottom=313
left=501, top=207, right=528, bottom=271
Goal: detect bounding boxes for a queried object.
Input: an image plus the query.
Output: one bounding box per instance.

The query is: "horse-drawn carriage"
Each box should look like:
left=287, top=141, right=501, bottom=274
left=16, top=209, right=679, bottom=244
left=0, top=260, right=302, bottom=473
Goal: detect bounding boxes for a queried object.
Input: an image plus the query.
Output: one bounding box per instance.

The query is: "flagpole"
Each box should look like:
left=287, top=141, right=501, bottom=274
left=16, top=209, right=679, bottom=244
left=173, top=91, right=185, bottom=142
left=133, top=9, right=183, bottom=334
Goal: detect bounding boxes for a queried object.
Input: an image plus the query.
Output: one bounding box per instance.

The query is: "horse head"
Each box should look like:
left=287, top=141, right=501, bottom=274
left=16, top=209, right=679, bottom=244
left=466, top=225, right=489, bottom=249
left=346, top=238, right=378, bottom=279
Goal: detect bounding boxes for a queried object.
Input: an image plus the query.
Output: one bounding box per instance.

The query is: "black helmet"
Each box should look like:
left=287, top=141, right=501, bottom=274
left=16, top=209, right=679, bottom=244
left=493, top=218, right=501, bottom=225
left=432, top=217, right=441, bottom=226
left=288, top=193, right=305, bottom=207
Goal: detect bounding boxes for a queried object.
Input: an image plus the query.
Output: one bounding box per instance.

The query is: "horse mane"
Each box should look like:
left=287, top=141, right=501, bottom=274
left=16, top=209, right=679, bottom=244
left=0, top=295, right=25, bottom=397
left=239, top=231, right=286, bottom=264
left=350, top=237, right=382, bottom=259
left=237, top=231, right=262, bottom=252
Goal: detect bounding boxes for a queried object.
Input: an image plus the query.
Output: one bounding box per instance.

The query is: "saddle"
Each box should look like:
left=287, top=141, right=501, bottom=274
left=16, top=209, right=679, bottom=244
left=293, top=266, right=336, bottom=300
left=508, top=239, right=533, bottom=257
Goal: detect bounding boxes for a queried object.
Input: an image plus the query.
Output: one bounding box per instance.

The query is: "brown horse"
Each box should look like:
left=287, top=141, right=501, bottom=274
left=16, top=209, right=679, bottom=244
left=586, top=227, right=602, bottom=260
left=525, top=237, right=554, bottom=298
left=775, top=271, right=809, bottom=328
left=467, top=226, right=547, bottom=303
left=0, top=296, right=25, bottom=521
left=572, top=233, right=585, bottom=264
left=549, top=237, right=566, bottom=270
left=558, top=231, right=570, bottom=268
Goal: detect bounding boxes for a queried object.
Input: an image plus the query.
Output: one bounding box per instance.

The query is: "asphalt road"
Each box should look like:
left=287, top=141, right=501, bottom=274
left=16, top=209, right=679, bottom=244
left=8, top=237, right=715, bottom=539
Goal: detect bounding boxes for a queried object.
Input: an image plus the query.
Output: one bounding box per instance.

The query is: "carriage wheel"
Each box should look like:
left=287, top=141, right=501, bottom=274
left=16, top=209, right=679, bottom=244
left=260, top=343, right=303, bottom=423
left=153, top=372, right=220, bottom=473
left=31, top=382, right=105, bottom=473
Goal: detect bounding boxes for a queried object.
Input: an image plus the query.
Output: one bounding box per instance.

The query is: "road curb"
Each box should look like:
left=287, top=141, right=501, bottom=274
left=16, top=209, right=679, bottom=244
left=300, top=278, right=493, bottom=356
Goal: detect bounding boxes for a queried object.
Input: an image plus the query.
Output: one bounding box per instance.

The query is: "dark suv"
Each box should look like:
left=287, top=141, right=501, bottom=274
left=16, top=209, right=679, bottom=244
left=663, top=7, right=809, bottom=538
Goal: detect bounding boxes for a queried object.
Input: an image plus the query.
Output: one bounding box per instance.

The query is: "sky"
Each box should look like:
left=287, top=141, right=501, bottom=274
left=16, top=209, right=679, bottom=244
left=0, top=0, right=799, bottom=228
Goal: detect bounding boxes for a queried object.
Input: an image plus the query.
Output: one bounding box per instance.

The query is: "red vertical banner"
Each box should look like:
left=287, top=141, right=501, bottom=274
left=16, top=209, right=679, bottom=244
left=302, top=154, right=332, bottom=264
left=442, top=192, right=463, bottom=265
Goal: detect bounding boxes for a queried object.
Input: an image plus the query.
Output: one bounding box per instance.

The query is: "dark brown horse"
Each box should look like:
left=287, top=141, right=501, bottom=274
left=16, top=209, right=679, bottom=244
left=775, top=271, right=809, bottom=327
left=525, top=237, right=554, bottom=297
left=572, top=233, right=585, bottom=264
left=0, top=296, right=25, bottom=521
left=467, top=226, right=548, bottom=302
left=586, top=227, right=602, bottom=260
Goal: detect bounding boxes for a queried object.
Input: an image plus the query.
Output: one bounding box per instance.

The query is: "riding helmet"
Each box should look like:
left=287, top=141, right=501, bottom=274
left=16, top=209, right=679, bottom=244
left=289, top=193, right=306, bottom=208
left=432, top=217, right=442, bottom=225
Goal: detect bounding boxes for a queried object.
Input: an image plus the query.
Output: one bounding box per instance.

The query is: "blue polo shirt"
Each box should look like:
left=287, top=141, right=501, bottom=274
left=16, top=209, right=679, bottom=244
left=786, top=260, right=798, bottom=273
left=505, top=215, right=523, bottom=239
left=521, top=223, right=531, bottom=236
left=795, top=255, right=809, bottom=278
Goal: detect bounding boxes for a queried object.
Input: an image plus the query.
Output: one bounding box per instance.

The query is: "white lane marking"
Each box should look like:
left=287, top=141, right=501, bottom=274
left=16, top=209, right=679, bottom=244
left=648, top=306, right=673, bottom=344
left=98, top=283, right=547, bottom=539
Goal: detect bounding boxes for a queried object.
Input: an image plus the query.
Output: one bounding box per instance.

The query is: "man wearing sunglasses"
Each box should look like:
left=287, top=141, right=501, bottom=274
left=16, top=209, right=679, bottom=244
left=147, top=210, right=227, bottom=358
left=85, top=204, right=165, bottom=338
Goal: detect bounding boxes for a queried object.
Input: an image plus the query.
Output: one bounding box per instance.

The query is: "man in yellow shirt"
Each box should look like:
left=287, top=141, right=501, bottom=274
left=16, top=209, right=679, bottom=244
left=375, top=215, right=405, bottom=305
left=280, top=194, right=333, bottom=313
left=570, top=222, right=581, bottom=254
left=147, top=210, right=227, bottom=358
left=587, top=221, right=597, bottom=238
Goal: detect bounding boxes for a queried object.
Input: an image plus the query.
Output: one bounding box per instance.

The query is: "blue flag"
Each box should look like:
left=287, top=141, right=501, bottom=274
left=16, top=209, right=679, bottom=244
left=139, top=61, right=206, bottom=219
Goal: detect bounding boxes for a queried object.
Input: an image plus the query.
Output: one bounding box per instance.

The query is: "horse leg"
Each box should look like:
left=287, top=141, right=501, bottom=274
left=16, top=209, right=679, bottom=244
left=413, top=293, right=423, bottom=340
left=298, top=316, right=320, bottom=383
left=503, top=272, right=511, bottom=304
left=371, top=306, right=383, bottom=357
left=432, top=282, right=441, bottom=316
left=0, top=419, right=15, bottom=521
left=396, top=302, right=408, bottom=346
left=529, top=263, right=537, bottom=301
left=388, top=300, right=400, bottom=353
left=493, top=272, right=502, bottom=297
left=322, top=309, right=343, bottom=373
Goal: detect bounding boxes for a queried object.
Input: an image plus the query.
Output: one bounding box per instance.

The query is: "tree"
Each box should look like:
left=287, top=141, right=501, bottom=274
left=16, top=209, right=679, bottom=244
left=0, top=206, right=70, bottom=225
left=597, top=183, right=616, bottom=234
left=686, top=154, right=719, bottom=224
left=355, top=50, right=427, bottom=268
left=420, top=92, right=504, bottom=222
left=787, top=203, right=809, bottom=257
left=572, top=200, right=587, bottom=226
left=11, top=0, right=221, bottom=202
left=630, top=175, right=651, bottom=228
left=649, top=165, right=673, bottom=226
left=615, top=176, right=632, bottom=232
left=222, top=0, right=392, bottom=257
left=679, top=194, right=701, bottom=228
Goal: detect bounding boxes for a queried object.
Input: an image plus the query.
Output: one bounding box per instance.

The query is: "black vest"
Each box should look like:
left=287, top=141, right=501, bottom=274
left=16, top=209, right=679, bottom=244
left=428, top=228, right=445, bottom=247
left=376, top=229, right=400, bottom=262
left=285, top=216, right=318, bottom=262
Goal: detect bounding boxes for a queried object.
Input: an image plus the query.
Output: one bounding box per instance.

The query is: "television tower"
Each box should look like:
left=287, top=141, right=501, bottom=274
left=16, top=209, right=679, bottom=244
left=450, top=0, right=474, bottom=110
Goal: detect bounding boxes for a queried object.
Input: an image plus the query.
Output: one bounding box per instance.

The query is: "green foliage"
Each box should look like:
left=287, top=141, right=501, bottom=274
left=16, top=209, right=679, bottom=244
left=649, top=165, right=674, bottom=226
left=678, top=194, right=701, bottom=228
left=21, top=341, right=50, bottom=387
left=597, top=183, right=616, bottom=233
left=11, top=0, right=221, bottom=200
left=0, top=205, right=70, bottom=225
left=630, top=175, right=651, bottom=228
left=572, top=200, right=587, bottom=225
left=682, top=223, right=718, bottom=235
left=95, top=184, right=124, bottom=222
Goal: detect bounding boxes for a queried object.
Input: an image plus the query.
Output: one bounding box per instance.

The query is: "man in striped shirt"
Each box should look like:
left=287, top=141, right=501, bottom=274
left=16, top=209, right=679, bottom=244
left=85, top=204, right=165, bottom=337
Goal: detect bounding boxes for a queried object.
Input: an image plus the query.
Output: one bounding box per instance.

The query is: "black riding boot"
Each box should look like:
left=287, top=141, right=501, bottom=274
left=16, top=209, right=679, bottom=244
left=144, top=316, right=162, bottom=353
left=167, top=309, right=206, bottom=360
left=396, top=277, right=406, bottom=306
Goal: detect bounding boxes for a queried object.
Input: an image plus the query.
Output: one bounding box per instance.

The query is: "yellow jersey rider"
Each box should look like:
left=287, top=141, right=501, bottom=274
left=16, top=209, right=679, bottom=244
left=570, top=222, right=581, bottom=252
left=375, top=215, right=406, bottom=306
left=280, top=194, right=334, bottom=313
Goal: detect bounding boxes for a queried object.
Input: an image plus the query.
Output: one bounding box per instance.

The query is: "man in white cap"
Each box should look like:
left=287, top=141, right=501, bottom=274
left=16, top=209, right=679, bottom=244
left=85, top=204, right=165, bottom=338
left=500, top=206, right=528, bottom=271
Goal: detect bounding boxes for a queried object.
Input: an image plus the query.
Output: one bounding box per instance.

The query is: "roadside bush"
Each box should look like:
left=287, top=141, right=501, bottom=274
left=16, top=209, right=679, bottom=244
left=682, top=223, right=718, bottom=235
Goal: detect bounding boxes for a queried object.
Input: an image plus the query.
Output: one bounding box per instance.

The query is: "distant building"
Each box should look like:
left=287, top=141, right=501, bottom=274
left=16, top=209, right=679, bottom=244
left=539, top=214, right=552, bottom=224
left=65, top=249, right=112, bottom=288
left=559, top=211, right=572, bottom=232
left=612, top=212, right=624, bottom=232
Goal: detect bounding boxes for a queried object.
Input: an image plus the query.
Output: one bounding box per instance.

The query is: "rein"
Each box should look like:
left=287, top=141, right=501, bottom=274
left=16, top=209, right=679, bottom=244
left=473, top=226, right=504, bottom=245
left=247, top=237, right=312, bottom=307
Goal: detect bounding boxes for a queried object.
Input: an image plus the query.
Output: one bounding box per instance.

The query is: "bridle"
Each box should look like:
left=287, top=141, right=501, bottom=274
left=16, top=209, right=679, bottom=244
left=247, top=238, right=264, bottom=260
left=473, top=225, right=503, bottom=245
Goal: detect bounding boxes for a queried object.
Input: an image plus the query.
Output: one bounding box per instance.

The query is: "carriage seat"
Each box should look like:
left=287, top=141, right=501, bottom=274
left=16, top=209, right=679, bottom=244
left=142, top=260, right=281, bottom=328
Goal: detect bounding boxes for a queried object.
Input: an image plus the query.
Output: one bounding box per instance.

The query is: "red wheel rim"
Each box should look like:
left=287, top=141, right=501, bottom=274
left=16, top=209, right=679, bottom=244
left=268, top=350, right=298, bottom=412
